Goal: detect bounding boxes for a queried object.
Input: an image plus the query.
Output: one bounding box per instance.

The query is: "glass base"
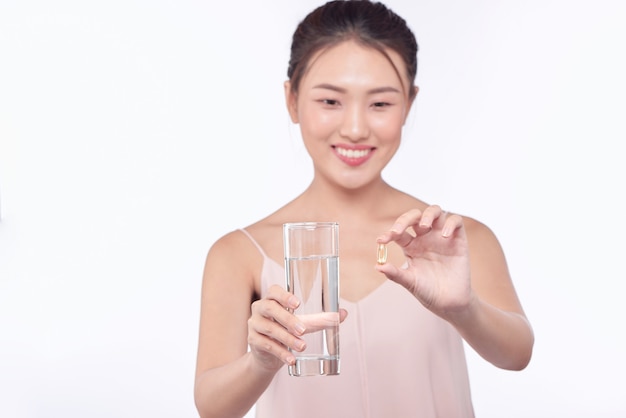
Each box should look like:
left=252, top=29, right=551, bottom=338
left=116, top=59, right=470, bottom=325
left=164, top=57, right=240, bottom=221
left=288, top=356, right=340, bottom=377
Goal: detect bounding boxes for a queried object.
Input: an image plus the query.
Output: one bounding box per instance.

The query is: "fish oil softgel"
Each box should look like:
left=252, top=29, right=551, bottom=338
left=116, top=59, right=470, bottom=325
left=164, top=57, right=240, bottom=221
left=376, top=243, right=388, bottom=264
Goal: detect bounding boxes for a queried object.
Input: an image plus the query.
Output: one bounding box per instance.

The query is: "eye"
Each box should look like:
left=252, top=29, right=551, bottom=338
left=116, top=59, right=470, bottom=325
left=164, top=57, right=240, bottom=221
left=373, top=101, right=391, bottom=108
left=321, top=99, right=340, bottom=106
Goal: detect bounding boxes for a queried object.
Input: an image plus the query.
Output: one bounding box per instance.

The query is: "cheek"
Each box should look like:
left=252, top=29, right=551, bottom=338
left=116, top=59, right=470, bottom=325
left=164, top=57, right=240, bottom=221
left=370, top=113, right=405, bottom=142
left=298, top=105, right=337, bottom=136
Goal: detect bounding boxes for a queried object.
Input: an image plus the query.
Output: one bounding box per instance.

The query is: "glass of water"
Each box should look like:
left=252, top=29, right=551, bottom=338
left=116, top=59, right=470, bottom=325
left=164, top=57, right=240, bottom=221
left=283, top=222, right=340, bottom=377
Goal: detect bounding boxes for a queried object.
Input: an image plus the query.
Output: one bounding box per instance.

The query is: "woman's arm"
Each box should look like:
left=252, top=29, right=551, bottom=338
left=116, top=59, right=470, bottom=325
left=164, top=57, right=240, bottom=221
left=444, top=219, right=534, bottom=370
left=376, top=206, right=534, bottom=371
left=194, top=231, right=309, bottom=418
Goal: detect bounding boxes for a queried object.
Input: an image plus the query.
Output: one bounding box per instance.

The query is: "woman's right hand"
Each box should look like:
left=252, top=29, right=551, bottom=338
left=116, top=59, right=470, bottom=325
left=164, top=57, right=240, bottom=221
left=247, top=284, right=308, bottom=371
left=248, top=284, right=349, bottom=372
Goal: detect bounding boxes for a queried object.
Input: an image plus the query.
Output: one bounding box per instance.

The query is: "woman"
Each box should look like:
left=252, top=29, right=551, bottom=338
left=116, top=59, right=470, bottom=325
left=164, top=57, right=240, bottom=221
left=194, top=1, right=534, bottom=417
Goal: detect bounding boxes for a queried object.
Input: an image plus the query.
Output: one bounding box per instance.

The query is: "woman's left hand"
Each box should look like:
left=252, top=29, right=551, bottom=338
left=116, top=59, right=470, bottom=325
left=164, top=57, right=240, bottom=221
left=375, top=205, right=473, bottom=317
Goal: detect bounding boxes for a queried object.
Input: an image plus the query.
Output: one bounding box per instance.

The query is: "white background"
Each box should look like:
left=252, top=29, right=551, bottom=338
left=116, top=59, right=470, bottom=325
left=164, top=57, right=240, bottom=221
left=1, top=0, right=625, bottom=417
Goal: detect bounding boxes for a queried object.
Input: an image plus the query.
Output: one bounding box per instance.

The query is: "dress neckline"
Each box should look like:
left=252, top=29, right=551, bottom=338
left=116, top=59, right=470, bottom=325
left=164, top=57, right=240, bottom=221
left=265, top=256, right=392, bottom=305
left=240, top=228, right=395, bottom=305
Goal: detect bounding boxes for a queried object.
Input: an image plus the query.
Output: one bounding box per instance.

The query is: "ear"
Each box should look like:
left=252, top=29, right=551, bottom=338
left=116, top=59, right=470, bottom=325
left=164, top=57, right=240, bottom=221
left=403, top=85, right=419, bottom=123
left=284, top=80, right=299, bottom=123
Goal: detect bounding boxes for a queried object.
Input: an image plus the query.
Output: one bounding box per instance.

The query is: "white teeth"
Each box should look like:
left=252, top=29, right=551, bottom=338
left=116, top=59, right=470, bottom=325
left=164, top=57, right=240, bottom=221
left=336, top=148, right=370, bottom=158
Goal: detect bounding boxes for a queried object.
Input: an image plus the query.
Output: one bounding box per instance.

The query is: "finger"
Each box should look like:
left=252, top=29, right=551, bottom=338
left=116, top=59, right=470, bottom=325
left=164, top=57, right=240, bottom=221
left=249, top=306, right=307, bottom=354
left=390, top=229, right=417, bottom=248
left=441, top=212, right=464, bottom=238
left=374, top=262, right=415, bottom=294
left=390, top=208, right=423, bottom=234
left=266, top=284, right=300, bottom=310
left=339, top=308, right=348, bottom=323
left=251, top=297, right=306, bottom=337
left=296, top=312, right=340, bottom=333
left=377, top=206, right=444, bottom=244
left=377, top=209, right=422, bottom=245
left=262, top=286, right=307, bottom=335
left=417, top=205, right=443, bottom=230
left=247, top=325, right=300, bottom=366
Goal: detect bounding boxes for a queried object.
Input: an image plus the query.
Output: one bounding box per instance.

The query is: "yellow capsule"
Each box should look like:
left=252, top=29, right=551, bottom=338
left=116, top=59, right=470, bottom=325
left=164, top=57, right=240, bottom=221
left=376, top=243, right=388, bottom=264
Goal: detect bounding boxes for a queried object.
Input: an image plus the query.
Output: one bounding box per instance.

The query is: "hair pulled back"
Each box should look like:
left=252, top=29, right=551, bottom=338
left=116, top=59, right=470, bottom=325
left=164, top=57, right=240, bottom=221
left=287, top=0, right=418, bottom=98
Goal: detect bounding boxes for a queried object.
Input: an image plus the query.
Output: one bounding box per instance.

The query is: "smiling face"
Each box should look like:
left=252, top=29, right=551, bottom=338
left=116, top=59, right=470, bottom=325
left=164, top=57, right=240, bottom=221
left=285, top=40, right=417, bottom=191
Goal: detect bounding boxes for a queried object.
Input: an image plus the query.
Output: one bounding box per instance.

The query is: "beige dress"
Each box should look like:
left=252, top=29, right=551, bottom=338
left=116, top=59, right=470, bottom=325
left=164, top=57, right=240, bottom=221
left=241, top=229, right=475, bottom=418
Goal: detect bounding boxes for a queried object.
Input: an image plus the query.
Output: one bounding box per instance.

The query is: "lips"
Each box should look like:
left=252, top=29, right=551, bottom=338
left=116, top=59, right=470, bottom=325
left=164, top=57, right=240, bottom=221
left=333, top=145, right=375, bottom=166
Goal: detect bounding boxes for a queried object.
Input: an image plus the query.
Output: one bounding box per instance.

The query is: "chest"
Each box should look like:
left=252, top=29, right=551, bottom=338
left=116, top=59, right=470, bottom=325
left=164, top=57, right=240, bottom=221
left=255, top=223, right=405, bottom=303
left=338, top=231, right=405, bottom=303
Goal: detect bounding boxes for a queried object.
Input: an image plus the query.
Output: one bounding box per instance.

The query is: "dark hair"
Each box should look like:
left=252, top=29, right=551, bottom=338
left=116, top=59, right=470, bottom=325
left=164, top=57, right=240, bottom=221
left=287, top=0, right=418, bottom=98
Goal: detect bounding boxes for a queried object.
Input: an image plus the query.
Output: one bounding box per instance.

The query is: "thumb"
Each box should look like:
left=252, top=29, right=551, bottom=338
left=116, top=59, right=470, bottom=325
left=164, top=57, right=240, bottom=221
left=375, top=263, right=415, bottom=293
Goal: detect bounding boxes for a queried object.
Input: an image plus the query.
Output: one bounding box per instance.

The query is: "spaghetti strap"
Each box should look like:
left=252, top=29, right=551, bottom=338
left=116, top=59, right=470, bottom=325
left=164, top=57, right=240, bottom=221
left=239, top=228, right=269, bottom=259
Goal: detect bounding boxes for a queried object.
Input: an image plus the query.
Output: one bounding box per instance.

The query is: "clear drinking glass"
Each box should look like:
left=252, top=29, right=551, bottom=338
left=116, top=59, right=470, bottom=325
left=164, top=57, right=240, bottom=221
left=283, top=222, right=340, bottom=376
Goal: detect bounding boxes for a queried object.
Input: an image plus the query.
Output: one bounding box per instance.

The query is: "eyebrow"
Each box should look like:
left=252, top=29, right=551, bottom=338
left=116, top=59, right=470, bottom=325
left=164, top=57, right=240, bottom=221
left=312, top=83, right=401, bottom=95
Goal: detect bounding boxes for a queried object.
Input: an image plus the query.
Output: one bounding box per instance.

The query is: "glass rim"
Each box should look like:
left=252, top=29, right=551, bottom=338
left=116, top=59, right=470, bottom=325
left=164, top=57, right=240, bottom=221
left=283, top=221, right=338, bottom=229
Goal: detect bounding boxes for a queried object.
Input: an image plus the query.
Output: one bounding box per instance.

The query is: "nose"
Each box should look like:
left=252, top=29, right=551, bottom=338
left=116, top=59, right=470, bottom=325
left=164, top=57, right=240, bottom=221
left=339, top=105, right=370, bottom=142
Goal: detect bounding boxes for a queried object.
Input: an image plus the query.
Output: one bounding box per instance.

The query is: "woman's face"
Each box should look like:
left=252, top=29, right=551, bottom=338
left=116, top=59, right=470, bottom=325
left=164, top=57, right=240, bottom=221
left=285, top=40, right=416, bottom=191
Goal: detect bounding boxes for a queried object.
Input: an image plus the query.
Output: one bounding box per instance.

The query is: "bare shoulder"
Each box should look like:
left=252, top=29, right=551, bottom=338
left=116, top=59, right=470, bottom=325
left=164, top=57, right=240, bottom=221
left=459, top=214, right=505, bottom=256
left=456, top=213, right=525, bottom=312
left=461, top=214, right=495, bottom=235
left=207, top=229, right=260, bottom=265
left=196, top=229, right=264, bottom=373
left=383, top=188, right=430, bottom=220
left=389, top=188, right=500, bottom=246
left=243, top=209, right=292, bottom=263
left=203, top=229, right=263, bottom=297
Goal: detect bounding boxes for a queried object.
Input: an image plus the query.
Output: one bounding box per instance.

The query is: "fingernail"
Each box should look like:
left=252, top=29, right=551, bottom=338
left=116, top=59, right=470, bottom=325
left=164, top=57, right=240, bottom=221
left=286, top=355, right=295, bottom=365
left=391, top=223, right=402, bottom=233
left=288, top=296, right=300, bottom=308
left=295, top=323, right=306, bottom=335
left=295, top=340, right=306, bottom=351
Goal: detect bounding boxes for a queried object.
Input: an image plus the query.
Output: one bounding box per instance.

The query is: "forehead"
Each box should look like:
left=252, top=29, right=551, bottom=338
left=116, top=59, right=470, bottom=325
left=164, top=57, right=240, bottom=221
left=301, top=40, right=410, bottom=91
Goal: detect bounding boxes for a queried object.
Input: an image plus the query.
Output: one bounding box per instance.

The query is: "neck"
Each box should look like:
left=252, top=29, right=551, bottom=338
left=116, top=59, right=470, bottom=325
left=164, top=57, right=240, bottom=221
left=294, top=176, right=397, bottom=225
